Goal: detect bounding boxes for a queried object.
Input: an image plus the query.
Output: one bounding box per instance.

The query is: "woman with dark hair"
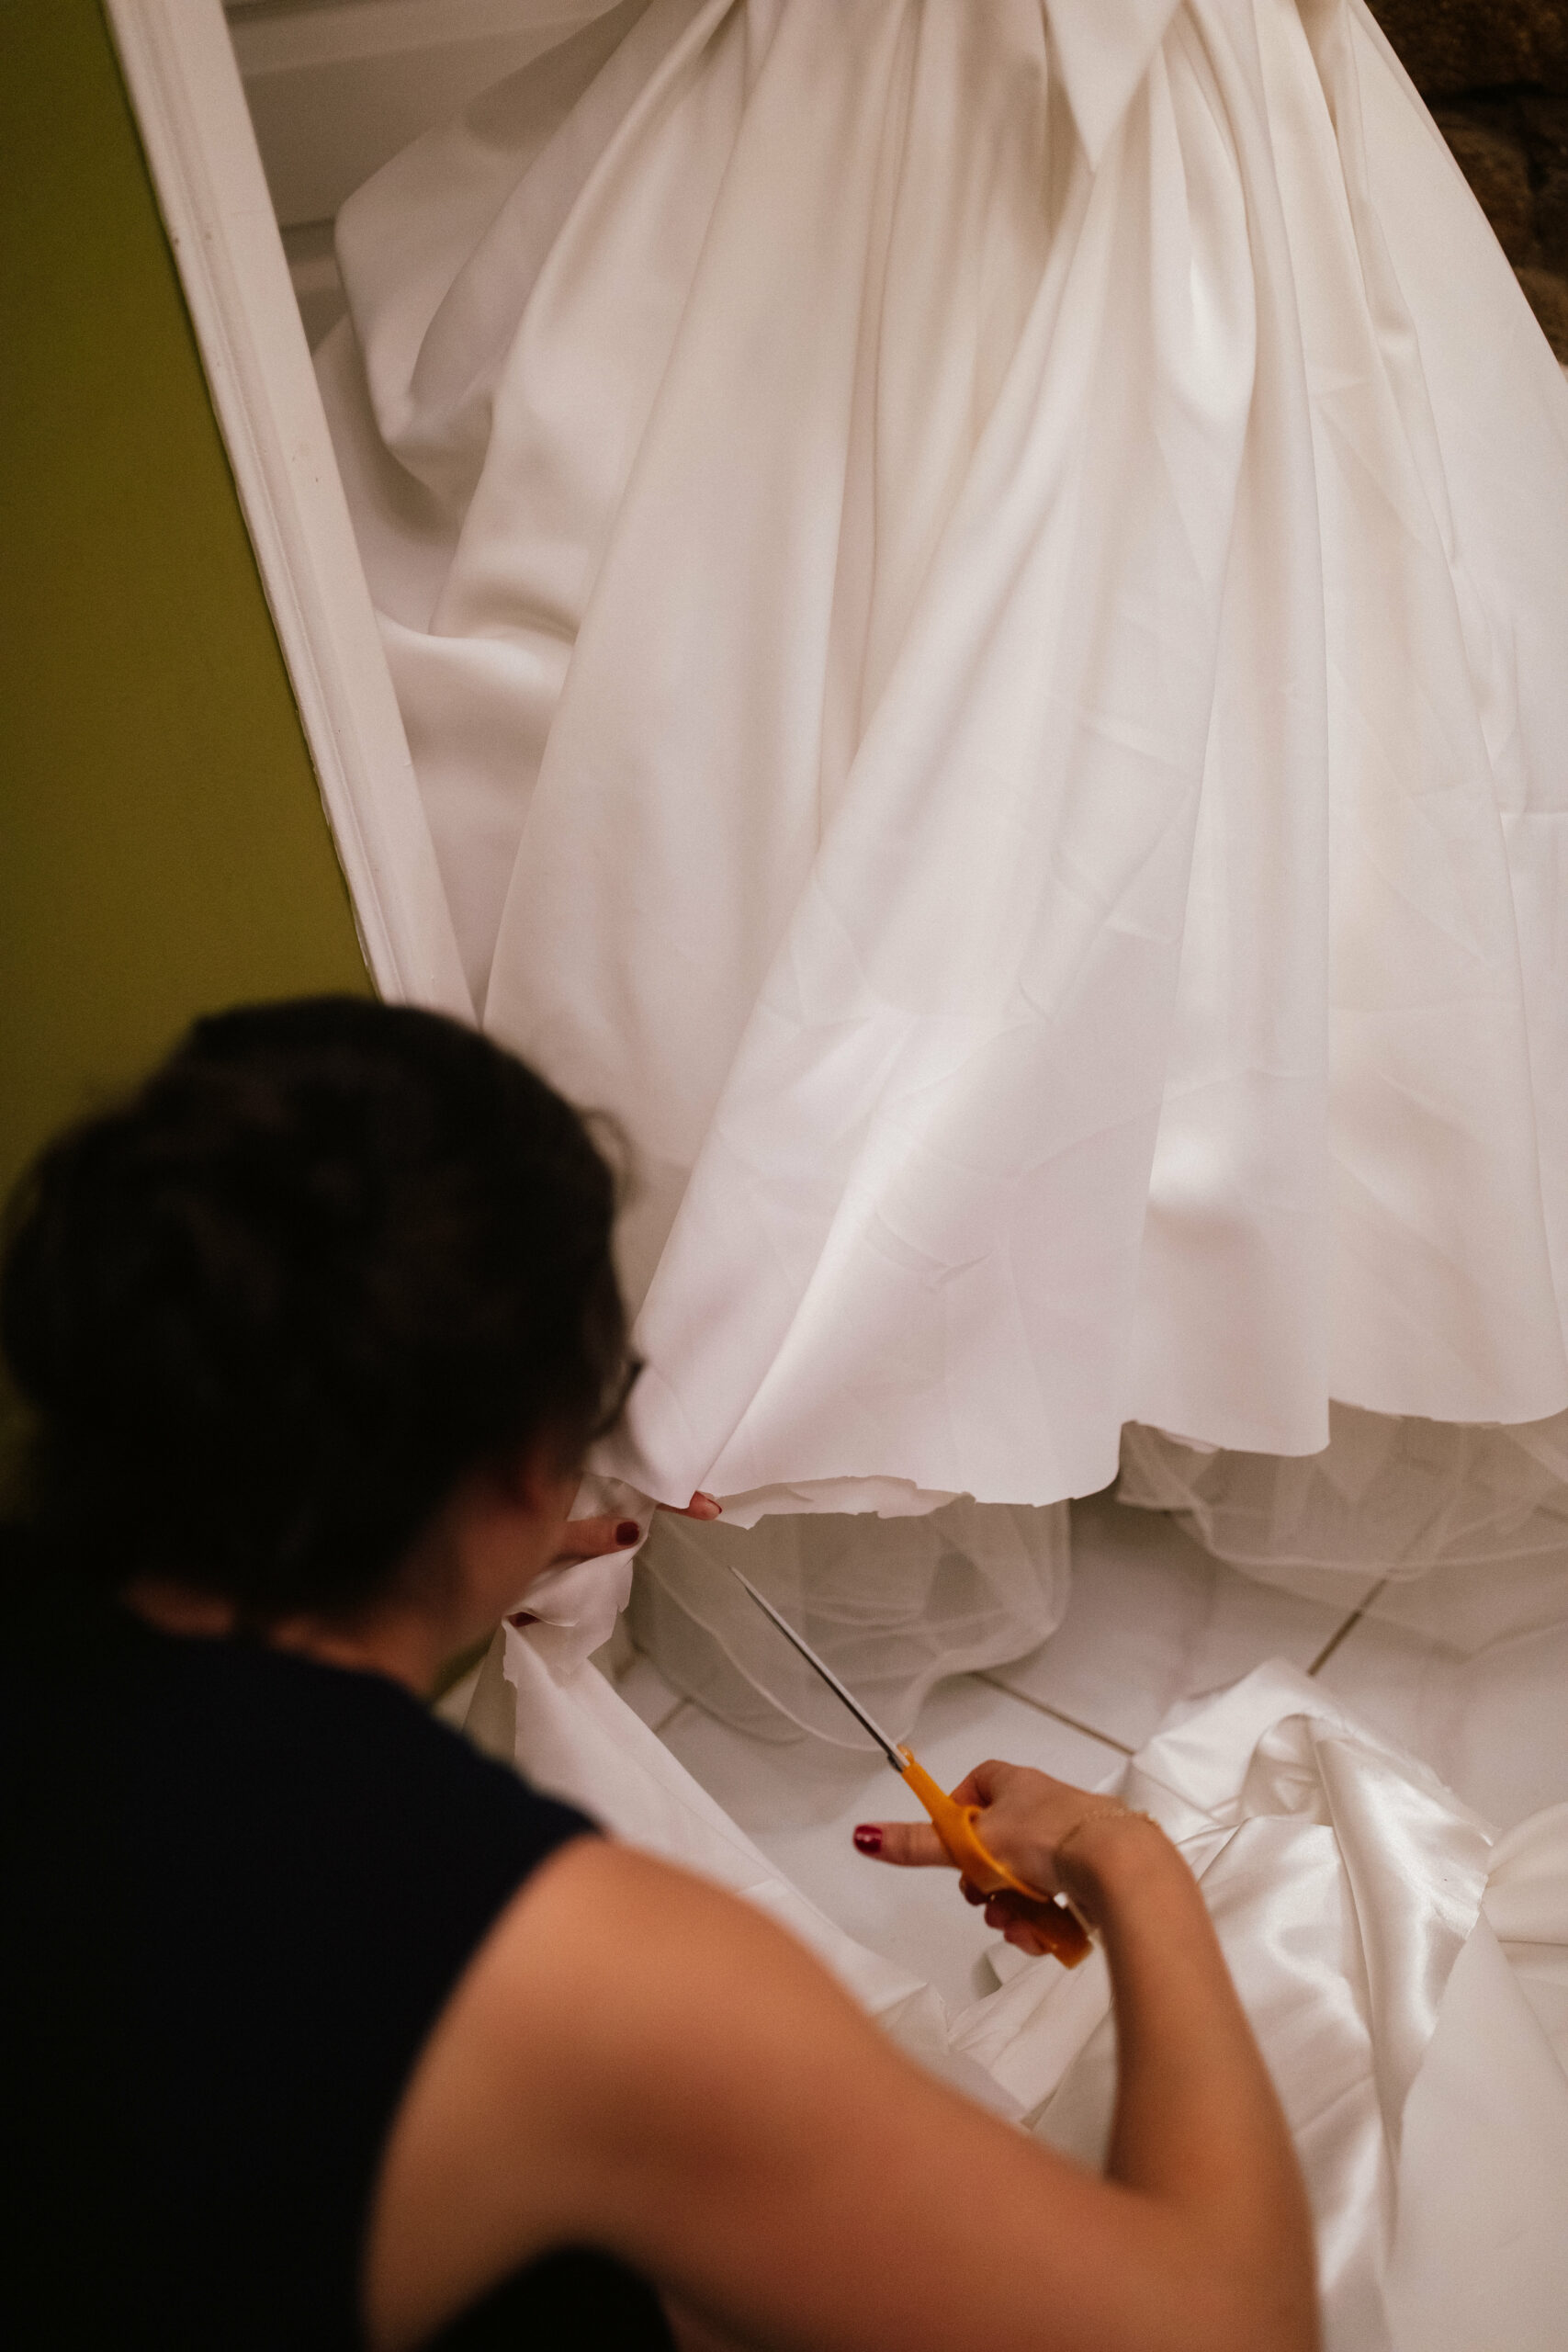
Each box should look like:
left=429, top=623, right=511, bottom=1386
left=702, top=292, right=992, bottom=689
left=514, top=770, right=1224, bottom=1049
left=1, top=998, right=1315, bottom=2352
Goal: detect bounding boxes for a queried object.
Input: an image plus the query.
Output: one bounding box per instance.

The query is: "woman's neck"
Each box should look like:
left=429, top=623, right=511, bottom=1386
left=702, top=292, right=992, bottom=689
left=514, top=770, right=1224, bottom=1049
left=119, top=1466, right=568, bottom=1696
left=123, top=1577, right=452, bottom=1697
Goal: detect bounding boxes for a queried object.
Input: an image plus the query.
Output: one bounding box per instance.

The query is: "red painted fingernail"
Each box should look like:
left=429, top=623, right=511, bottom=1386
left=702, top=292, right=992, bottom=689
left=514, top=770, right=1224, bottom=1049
left=852, top=1825, right=883, bottom=1855
left=616, top=1521, right=640, bottom=1546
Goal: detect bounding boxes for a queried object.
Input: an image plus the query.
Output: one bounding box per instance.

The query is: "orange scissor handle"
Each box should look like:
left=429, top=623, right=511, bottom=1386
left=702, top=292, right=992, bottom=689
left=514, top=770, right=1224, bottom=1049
left=897, top=1747, right=1094, bottom=1969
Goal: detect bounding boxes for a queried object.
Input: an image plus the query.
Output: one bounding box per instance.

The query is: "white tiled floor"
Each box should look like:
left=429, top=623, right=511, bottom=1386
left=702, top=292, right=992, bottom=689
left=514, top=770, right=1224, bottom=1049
left=611, top=1490, right=1568, bottom=2003
left=985, top=1488, right=1363, bottom=1751
left=1316, top=1607, right=1568, bottom=1832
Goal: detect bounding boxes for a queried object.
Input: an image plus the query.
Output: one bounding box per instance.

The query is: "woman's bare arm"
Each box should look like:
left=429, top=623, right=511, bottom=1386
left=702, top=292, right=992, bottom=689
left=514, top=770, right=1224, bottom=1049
left=1071, top=1807, right=1314, bottom=2306
left=864, top=1762, right=1317, bottom=2345
left=367, top=1790, right=1316, bottom=2352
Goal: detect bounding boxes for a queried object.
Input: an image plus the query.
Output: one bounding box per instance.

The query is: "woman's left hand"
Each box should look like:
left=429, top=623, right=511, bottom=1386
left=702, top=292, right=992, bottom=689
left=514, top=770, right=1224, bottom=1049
left=548, top=1491, right=721, bottom=1570
left=505, top=1495, right=724, bottom=1630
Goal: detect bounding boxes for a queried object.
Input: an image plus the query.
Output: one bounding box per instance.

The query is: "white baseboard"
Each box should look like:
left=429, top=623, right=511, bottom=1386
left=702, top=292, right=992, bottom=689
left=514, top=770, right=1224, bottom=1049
left=104, top=0, right=473, bottom=1019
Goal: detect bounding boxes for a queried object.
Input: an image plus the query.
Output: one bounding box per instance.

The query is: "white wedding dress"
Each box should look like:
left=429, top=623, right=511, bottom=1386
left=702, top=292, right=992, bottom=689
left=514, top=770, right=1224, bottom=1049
left=320, top=0, right=1568, bottom=1696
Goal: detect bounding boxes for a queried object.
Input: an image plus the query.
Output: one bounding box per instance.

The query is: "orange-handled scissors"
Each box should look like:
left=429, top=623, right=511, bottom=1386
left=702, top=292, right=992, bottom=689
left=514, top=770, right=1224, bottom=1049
left=728, top=1566, right=1092, bottom=1968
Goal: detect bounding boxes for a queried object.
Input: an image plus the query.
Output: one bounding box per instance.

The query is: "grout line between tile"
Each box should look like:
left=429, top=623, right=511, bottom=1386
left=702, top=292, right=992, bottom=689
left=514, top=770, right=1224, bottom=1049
left=1306, top=1578, right=1388, bottom=1678
left=974, top=1671, right=1135, bottom=1757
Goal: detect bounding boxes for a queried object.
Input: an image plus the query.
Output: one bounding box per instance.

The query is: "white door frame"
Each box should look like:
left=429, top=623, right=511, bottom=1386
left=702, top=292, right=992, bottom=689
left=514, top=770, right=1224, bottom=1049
left=104, top=0, right=474, bottom=1018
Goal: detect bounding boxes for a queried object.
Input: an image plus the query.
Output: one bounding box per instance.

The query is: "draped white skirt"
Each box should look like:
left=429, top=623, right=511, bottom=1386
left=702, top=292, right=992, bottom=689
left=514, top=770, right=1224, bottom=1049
left=321, top=0, right=1568, bottom=1715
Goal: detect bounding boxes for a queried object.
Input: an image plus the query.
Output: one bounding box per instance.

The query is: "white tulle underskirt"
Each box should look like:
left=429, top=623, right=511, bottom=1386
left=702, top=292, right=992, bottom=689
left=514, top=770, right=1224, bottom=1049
left=628, top=1406, right=1568, bottom=1745
left=629, top=1493, right=1071, bottom=1745
left=1121, top=1408, right=1568, bottom=1645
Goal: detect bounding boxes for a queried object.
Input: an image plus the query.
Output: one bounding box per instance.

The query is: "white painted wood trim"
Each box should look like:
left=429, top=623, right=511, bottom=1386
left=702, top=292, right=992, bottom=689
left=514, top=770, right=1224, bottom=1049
left=104, top=0, right=473, bottom=1019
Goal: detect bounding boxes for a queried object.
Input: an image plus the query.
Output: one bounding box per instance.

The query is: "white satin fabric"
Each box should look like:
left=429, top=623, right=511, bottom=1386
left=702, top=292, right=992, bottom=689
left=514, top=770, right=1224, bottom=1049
left=460, top=1616, right=1568, bottom=2350
left=321, top=0, right=1568, bottom=1533
left=964, top=1666, right=1568, bottom=2352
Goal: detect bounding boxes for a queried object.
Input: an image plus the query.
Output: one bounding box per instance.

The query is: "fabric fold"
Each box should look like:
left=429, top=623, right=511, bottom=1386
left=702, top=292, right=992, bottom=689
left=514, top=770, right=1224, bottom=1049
left=1045, top=0, right=1183, bottom=167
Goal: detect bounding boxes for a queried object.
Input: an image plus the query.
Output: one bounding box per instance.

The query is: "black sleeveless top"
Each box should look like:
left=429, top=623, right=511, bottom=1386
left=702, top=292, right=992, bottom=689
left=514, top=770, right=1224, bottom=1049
left=1, top=1544, right=674, bottom=2350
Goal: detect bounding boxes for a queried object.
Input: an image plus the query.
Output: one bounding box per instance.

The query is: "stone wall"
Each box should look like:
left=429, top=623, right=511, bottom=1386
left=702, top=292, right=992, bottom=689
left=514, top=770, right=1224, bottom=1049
left=1369, top=0, right=1568, bottom=356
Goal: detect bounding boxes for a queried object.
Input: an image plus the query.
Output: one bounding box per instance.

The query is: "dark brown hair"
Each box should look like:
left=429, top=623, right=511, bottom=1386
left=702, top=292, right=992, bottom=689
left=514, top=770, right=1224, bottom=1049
left=1, top=998, right=629, bottom=1619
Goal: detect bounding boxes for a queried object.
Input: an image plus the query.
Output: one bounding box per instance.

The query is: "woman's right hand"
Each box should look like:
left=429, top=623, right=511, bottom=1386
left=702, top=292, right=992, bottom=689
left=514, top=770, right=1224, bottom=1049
left=853, top=1758, right=1151, bottom=1951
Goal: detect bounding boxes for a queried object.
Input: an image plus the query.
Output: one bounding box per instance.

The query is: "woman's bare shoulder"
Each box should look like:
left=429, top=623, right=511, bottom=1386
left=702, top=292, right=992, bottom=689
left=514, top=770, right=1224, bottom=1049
left=363, top=1837, right=890, bottom=2348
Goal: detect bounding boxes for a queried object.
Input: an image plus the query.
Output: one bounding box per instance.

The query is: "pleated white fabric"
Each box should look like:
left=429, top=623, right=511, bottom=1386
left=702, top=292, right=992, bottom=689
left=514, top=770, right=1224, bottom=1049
left=466, top=1616, right=1568, bottom=2351
left=321, top=0, right=1568, bottom=1554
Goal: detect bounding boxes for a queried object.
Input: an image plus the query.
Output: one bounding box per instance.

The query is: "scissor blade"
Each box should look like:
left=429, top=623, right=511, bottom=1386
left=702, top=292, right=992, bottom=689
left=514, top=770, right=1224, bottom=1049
left=726, top=1565, right=907, bottom=1771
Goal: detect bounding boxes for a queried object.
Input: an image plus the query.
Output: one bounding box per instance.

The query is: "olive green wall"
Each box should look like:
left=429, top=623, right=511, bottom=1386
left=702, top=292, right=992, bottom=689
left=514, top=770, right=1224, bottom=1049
left=0, top=0, right=372, bottom=1230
